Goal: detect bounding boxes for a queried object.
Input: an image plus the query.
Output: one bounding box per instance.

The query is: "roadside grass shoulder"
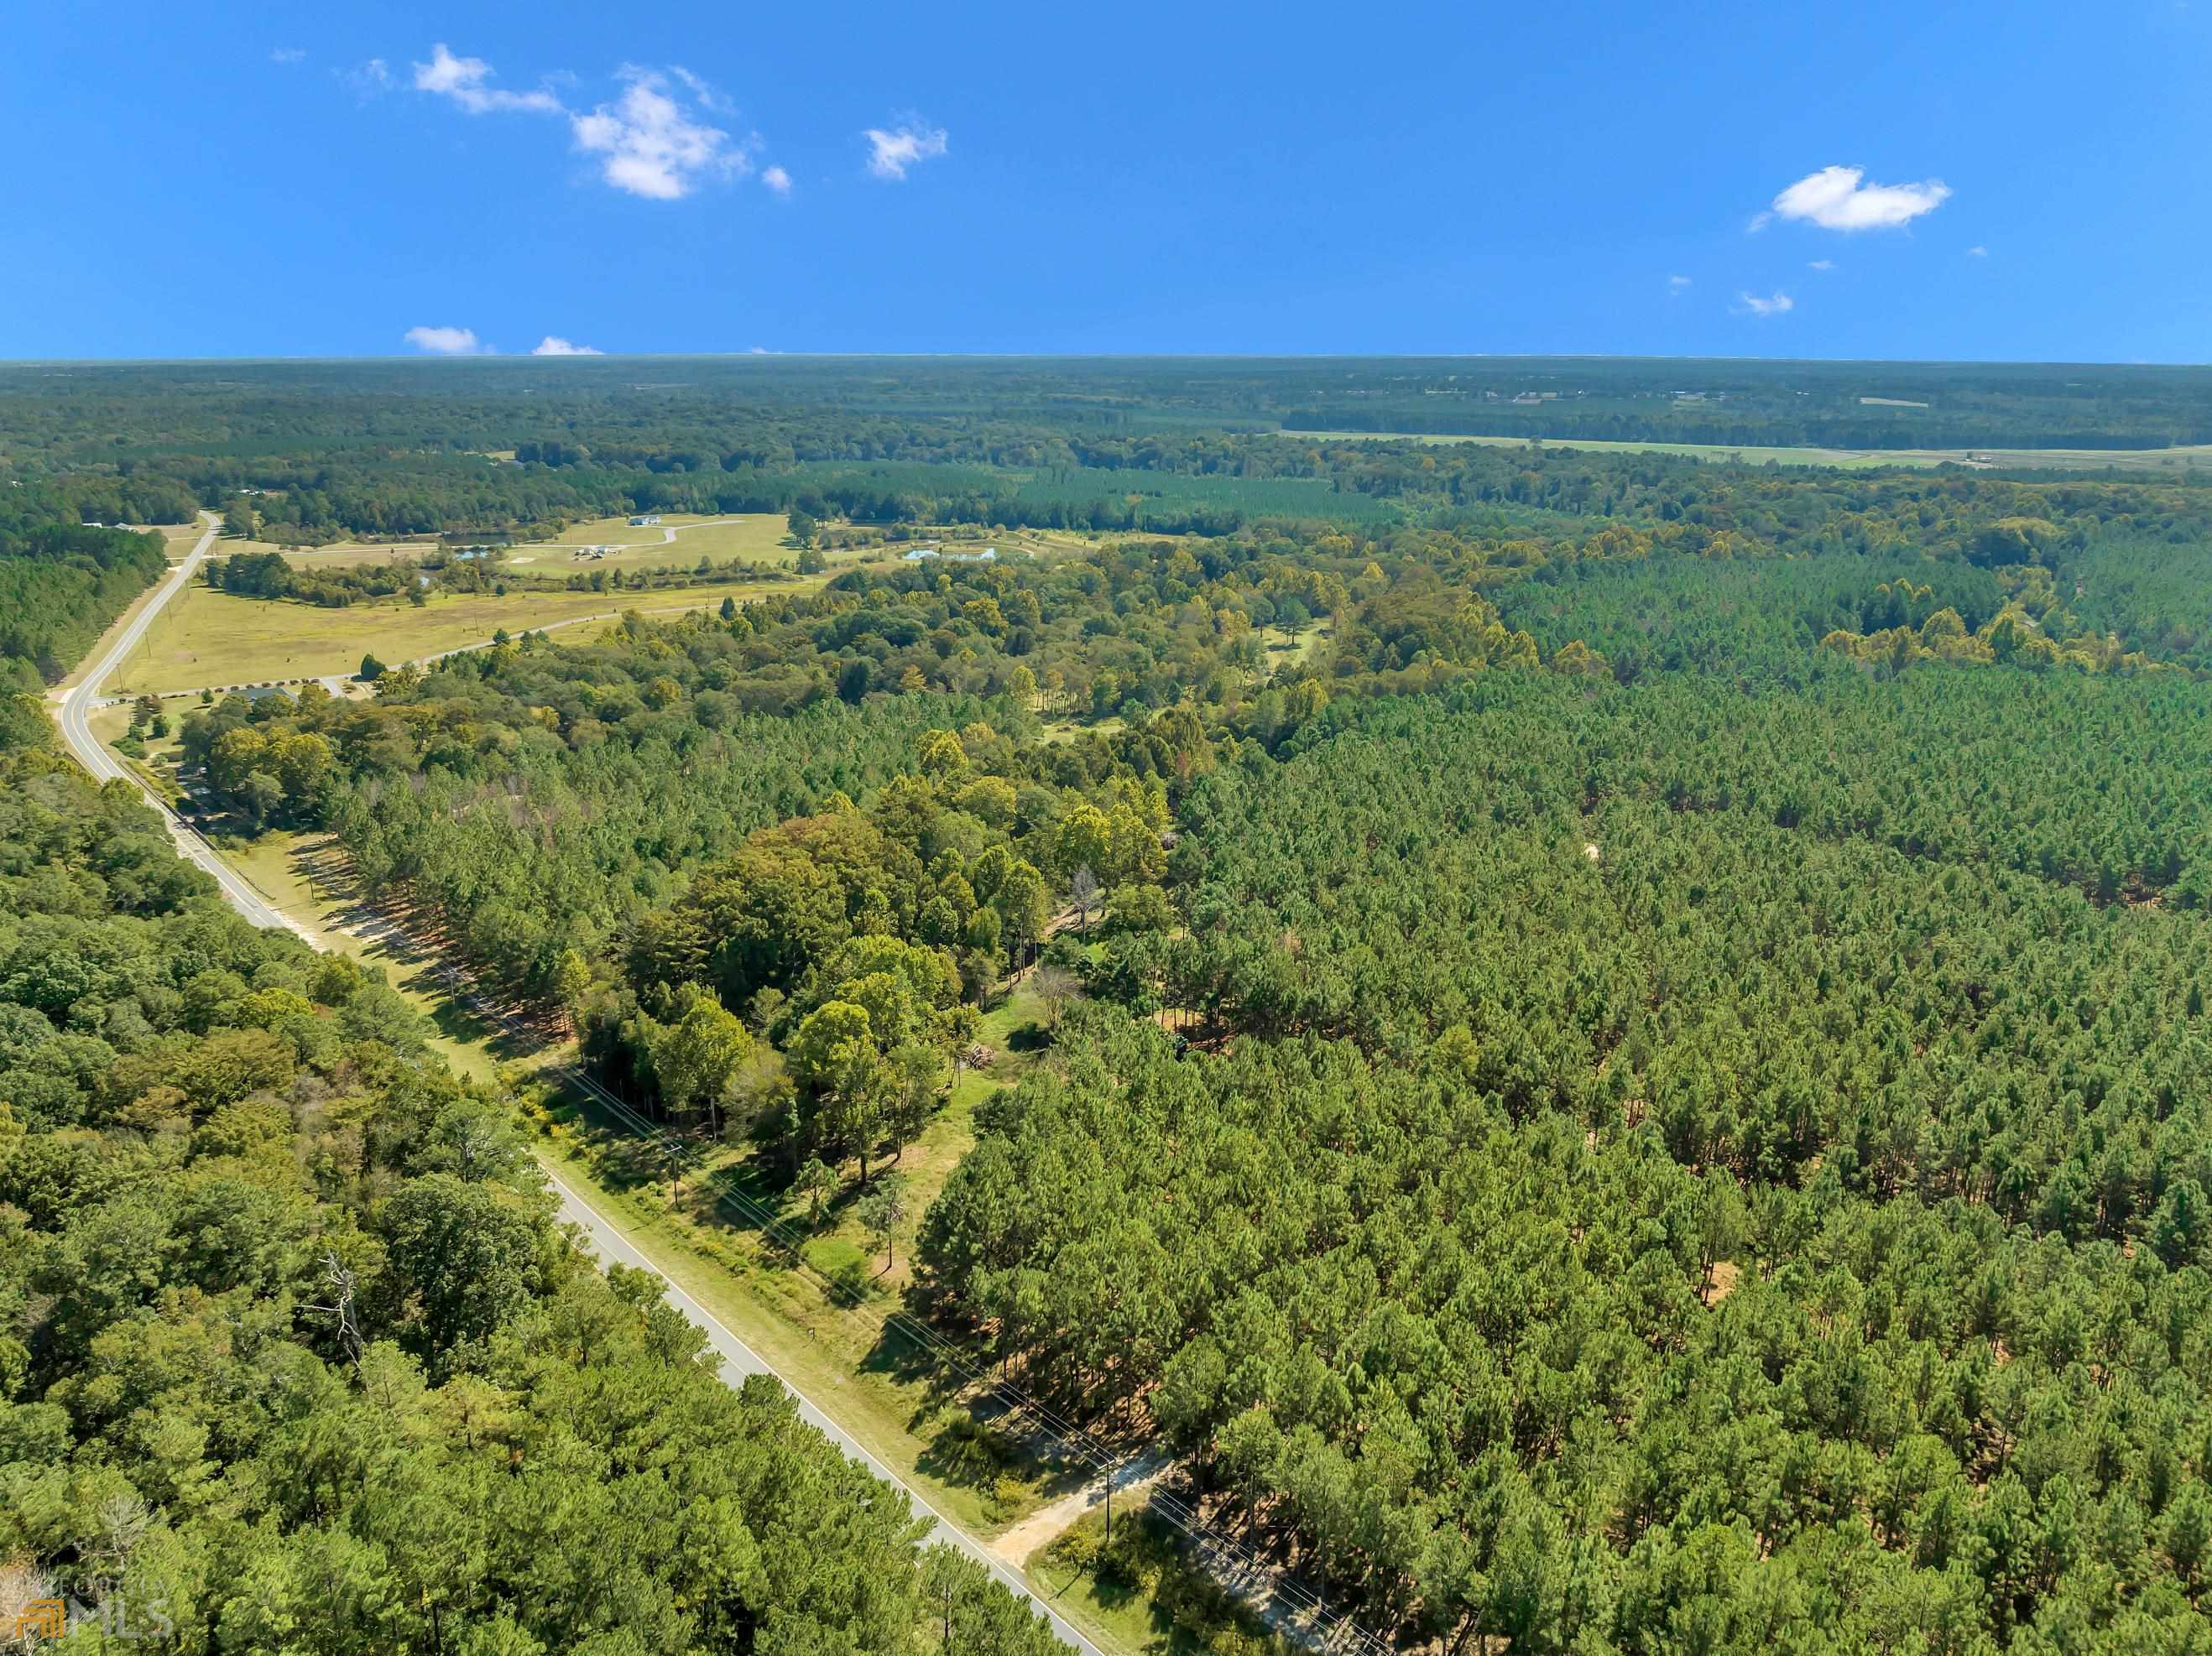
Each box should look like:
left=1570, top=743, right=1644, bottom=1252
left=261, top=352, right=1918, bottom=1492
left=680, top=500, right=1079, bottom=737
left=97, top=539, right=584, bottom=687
left=523, top=977, right=1072, bottom=1529
left=1026, top=1510, right=1290, bottom=1656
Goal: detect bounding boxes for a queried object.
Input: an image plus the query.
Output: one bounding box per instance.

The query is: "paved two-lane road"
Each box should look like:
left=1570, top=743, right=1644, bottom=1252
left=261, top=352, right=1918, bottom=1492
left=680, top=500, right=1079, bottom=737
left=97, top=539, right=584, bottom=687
left=44, top=529, right=1102, bottom=1653
left=539, top=1159, right=1103, bottom=1655
left=53, top=515, right=309, bottom=939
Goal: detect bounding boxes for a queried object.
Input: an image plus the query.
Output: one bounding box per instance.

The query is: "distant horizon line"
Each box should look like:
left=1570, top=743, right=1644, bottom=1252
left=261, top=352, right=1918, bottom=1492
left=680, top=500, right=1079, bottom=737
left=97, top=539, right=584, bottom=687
left=4, top=350, right=2209, bottom=370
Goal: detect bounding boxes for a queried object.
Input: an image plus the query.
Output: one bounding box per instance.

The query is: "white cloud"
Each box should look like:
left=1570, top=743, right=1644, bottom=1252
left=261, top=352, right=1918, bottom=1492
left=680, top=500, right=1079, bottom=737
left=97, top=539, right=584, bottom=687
left=864, top=120, right=948, bottom=180
left=404, top=48, right=756, bottom=201
left=670, top=65, right=732, bottom=115
left=404, top=325, right=485, bottom=355
left=1736, top=291, right=1795, bottom=318
left=531, top=336, right=603, bottom=356
left=1768, top=164, right=1950, bottom=232
left=412, top=43, right=563, bottom=116
left=762, top=164, right=792, bottom=196
left=571, top=68, right=750, bottom=199
left=1667, top=274, right=1692, bottom=291
left=1967, top=244, right=1989, bottom=257
left=342, top=58, right=393, bottom=98
left=270, top=46, right=305, bottom=65
left=1808, top=258, right=1835, bottom=271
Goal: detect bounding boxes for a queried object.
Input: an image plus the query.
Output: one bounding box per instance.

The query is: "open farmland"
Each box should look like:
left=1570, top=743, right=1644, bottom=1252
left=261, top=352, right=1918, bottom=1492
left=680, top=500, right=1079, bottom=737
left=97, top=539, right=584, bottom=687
left=105, top=573, right=807, bottom=693
left=509, top=511, right=795, bottom=570
left=1291, top=430, right=1949, bottom=467
left=1292, top=429, right=2212, bottom=474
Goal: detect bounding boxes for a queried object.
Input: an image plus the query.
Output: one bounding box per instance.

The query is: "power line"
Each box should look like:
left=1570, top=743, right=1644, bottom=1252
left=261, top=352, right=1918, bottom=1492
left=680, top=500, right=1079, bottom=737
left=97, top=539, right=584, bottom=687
left=462, top=982, right=1395, bottom=1656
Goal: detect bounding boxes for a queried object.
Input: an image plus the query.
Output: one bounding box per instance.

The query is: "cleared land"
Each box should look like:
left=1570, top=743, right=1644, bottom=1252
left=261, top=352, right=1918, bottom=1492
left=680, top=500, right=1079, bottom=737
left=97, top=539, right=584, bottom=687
left=1291, top=430, right=2212, bottom=474
left=106, top=575, right=806, bottom=695
left=1291, top=431, right=1944, bottom=468
left=510, top=512, right=796, bottom=572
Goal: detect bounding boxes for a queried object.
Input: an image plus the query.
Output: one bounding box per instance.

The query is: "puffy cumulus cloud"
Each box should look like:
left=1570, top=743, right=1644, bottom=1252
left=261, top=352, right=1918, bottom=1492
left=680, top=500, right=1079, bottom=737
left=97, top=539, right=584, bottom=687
left=404, top=325, right=485, bottom=355
left=863, top=120, right=948, bottom=180
left=1768, top=165, right=1950, bottom=232
left=412, top=43, right=563, bottom=115
left=1736, top=291, right=1795, bottom=318
left=571, top=68, right=752, bottom=199
left=1808, top=258, right=1835, bottom=271
left=1968, top=244, right=1989, bottom=257
left=762, top=164, right=792, bottom=196
left=403, top=48, right=759, bottom=201
left=531, top=336, right=603, bottom=356
left=1667, top=274, right=1692, bottom=296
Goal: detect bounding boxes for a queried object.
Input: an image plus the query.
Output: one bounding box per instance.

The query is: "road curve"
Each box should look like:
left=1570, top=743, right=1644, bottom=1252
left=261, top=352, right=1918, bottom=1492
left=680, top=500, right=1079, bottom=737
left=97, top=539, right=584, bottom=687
left=46, top=522, right=1098, bottom=1653
left=51, top=515, right=315, bottom=941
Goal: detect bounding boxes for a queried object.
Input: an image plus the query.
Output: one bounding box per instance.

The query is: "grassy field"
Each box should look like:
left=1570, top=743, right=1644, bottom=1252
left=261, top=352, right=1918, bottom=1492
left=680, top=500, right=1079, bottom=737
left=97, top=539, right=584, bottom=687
left=1290, top=430, right=1943, bottom=468
left=509, top=513, right=796, bottom=572
left=153, top=522, right=204, bottom=558
left=1261, top=621, right=1328, bottom=668
left=106, top=575, right=803, bottom=694
left=1291, top=430, right=2212, bottom=474
left=274, top=539, right=441, bottom=569
left=894, top=525, right=1104, bottom=560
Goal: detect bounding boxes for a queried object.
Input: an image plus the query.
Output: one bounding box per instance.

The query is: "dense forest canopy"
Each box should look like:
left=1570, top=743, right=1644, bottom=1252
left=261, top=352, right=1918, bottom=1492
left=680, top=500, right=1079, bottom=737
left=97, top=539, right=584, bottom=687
left=6, top=357, right=2212, bottom=547
left=14, top=355, right=2212, bottom=1653
left=0, top=521, right=167, bottom=692
left=0, top=713, right=1062, bottom=1654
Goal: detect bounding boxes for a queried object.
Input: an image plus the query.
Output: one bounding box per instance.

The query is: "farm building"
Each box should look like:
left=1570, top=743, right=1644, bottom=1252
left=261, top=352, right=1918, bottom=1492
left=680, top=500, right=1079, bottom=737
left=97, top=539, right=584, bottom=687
left=629, top=513, right=662, bottom=527
left=903, top=544, right=1003, bottom=564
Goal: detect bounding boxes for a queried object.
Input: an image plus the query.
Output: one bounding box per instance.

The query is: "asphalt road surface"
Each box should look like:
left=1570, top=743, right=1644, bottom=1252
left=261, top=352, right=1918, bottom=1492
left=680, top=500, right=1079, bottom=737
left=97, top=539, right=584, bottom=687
left=45, top=523, right=1101, bottom=1653
left=52, top=515, right=311, bottom=940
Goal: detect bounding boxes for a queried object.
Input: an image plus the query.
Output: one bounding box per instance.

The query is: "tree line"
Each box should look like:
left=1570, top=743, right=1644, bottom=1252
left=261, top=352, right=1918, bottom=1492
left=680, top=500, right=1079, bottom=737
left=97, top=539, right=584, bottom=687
left=0, top=707, right=1062, bottom=1654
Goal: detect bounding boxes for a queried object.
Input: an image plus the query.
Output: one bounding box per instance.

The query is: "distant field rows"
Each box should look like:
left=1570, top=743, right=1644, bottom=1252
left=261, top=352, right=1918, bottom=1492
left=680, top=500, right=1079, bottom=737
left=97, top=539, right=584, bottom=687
left=1291, top=430, right=2212, bottom=473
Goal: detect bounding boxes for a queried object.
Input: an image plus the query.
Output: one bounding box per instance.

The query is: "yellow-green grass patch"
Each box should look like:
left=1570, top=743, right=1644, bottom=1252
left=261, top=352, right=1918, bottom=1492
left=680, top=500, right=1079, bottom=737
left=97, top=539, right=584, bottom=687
left=1288, top=431, right=1941, bottom=468
left=106, top=578, right=797, bottom=695
left=513, top=513, right=797, bottom=570
left=1261, top=622, right=1328, bottom=667
left=1290, top=430, right=2212, bottom=475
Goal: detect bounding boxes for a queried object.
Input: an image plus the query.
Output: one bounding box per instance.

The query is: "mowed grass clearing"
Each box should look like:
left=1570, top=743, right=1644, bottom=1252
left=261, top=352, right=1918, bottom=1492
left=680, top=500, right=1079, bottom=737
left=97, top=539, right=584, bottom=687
left=1290, top=431, right=1943, bottom=468
left=1291, top=430, right=2212, bottom=475
left=108, top=575, right=806, bottom=694
left=510, top=513, right=796, bottom=572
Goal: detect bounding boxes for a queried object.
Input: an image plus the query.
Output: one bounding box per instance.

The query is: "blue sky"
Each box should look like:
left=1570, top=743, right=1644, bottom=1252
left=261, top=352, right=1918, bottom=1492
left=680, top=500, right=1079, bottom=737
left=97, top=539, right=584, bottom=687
left=3, top=0, right=2205, bottom=362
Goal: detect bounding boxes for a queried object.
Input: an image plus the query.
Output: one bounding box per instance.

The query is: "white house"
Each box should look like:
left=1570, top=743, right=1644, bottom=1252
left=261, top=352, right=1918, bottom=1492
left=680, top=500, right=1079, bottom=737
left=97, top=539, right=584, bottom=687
left=629, top=513, right=662, bottom=527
